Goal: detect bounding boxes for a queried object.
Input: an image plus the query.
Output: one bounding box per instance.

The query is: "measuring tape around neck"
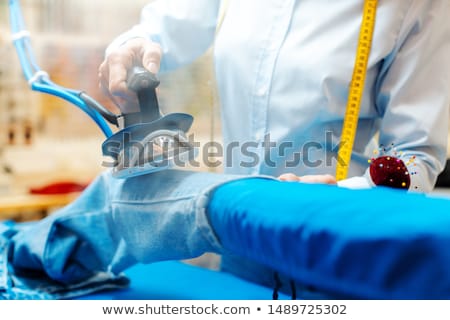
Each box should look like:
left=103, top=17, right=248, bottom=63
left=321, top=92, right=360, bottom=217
left=335, top=0, right=378, bottom=181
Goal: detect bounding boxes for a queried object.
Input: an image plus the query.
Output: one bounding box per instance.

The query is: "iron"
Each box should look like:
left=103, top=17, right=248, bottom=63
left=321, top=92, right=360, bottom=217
left=82, top=66, right=198, bottom=178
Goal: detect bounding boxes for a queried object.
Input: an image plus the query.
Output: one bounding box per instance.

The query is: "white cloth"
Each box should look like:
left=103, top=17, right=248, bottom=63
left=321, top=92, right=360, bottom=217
left=107, top=0, right=450, bottom=192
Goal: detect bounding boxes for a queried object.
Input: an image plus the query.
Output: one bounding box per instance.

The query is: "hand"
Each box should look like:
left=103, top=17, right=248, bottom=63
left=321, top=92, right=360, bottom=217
left=98, top=38, right=162, bottom=113
left=278, top=173, right=337, bottom=185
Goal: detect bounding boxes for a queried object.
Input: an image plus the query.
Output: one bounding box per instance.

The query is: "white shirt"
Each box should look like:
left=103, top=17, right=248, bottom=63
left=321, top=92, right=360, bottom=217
left=107, top=0, right=450, bottom=192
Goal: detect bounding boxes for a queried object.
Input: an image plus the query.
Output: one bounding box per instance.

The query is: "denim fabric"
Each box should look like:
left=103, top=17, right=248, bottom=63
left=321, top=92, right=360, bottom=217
left=0, top=169, right=246, bottom=299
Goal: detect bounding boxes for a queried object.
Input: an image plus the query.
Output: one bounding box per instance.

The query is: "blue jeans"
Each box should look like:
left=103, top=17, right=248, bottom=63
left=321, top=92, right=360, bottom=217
left=0, top=169, right=259, bottom=299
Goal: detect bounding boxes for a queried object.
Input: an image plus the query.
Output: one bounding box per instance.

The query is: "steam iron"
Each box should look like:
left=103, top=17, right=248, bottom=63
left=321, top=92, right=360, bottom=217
left=82, top=67, right=198, bottom=179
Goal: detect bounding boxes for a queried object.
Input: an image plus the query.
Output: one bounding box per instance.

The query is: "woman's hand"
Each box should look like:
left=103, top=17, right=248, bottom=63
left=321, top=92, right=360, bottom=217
left=278, top=173, right=337, bottom=185
left=98, top=38, right=162, bottom=113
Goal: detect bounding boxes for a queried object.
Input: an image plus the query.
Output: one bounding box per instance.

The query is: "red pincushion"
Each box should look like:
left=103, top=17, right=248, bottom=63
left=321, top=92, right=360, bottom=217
left=369, top=156, right=411, bottom=189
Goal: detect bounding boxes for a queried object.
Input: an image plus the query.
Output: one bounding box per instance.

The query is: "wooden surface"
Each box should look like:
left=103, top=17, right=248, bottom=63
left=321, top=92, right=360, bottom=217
left=0, top=192, right=80, bottom=220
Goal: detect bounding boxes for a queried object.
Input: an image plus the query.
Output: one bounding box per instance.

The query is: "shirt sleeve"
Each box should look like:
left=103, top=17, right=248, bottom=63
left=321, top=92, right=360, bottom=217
left=105, top=0, right=221, bottom=72
left=373, top=0, right=450, bottom=193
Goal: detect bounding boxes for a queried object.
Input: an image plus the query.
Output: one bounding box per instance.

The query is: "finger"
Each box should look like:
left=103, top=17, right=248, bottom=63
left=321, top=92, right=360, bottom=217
left=322, top=174, right=337, bottom=185
left=99, top=69, right=139, bottom=113
left=124, top=38, right=161, bottom=73
left=98, top=76, right=120, bottom=112
left=142, top=42, right=162, bottom=74
left=298, top=175, right=322, bottom=183
left=98, top=61, right=109, bottom=88
left=278, top=173, right=301, bottom=182
left=107, top=57, right=132, bottom=98
left=99, top=63, right=119, bottom=111
left=108, top=66, right=140, bottom=113
left=298, top=175, right=337, bottom=185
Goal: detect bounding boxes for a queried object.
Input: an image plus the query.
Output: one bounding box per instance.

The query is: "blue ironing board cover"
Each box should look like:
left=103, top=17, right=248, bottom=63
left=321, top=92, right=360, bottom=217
left=80, top=261, right=288, bottom=300
left=208, top=179, right=450, bottom=299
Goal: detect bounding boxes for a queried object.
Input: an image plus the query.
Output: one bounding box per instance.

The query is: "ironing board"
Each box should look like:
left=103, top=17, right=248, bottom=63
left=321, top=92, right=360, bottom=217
left=207, top=179, right=450, bottom=299
left=79, top=178, right=450, bottom=300
left=78, top=261, right=289, bottom=300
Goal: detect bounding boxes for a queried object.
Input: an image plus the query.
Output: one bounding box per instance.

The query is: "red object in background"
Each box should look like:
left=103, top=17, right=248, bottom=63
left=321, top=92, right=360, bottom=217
left=369, top=156, right=411, bottom=190
left=29, top=181, right=88, bottom=195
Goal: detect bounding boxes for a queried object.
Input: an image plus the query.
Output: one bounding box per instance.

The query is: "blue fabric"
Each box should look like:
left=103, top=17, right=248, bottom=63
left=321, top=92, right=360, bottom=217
left=208, top=179, right=450, bottom=299
left=0, top=169, right=243, bottom=299
left=79, top=261, right=289, bottom=300
left=0, top=222, right=129, bottom=300
left=0, top=179, right=130, bottom=300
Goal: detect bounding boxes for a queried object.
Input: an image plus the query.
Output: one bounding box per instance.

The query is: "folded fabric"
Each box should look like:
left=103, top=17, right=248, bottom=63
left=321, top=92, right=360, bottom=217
left=0, top=221, right=129, bottom=300
left=209, top=179, right=450, bottom=299
left=0, top=169, right=247, bottom=299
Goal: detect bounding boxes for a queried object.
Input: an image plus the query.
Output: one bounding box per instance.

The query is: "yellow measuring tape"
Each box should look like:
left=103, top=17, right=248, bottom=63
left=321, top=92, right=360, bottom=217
left=336, top=0, right=378, bottom=181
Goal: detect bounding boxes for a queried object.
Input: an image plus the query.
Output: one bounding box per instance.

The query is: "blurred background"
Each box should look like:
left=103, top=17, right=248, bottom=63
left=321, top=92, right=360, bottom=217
left=0, top=0, right=222, bottom=219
